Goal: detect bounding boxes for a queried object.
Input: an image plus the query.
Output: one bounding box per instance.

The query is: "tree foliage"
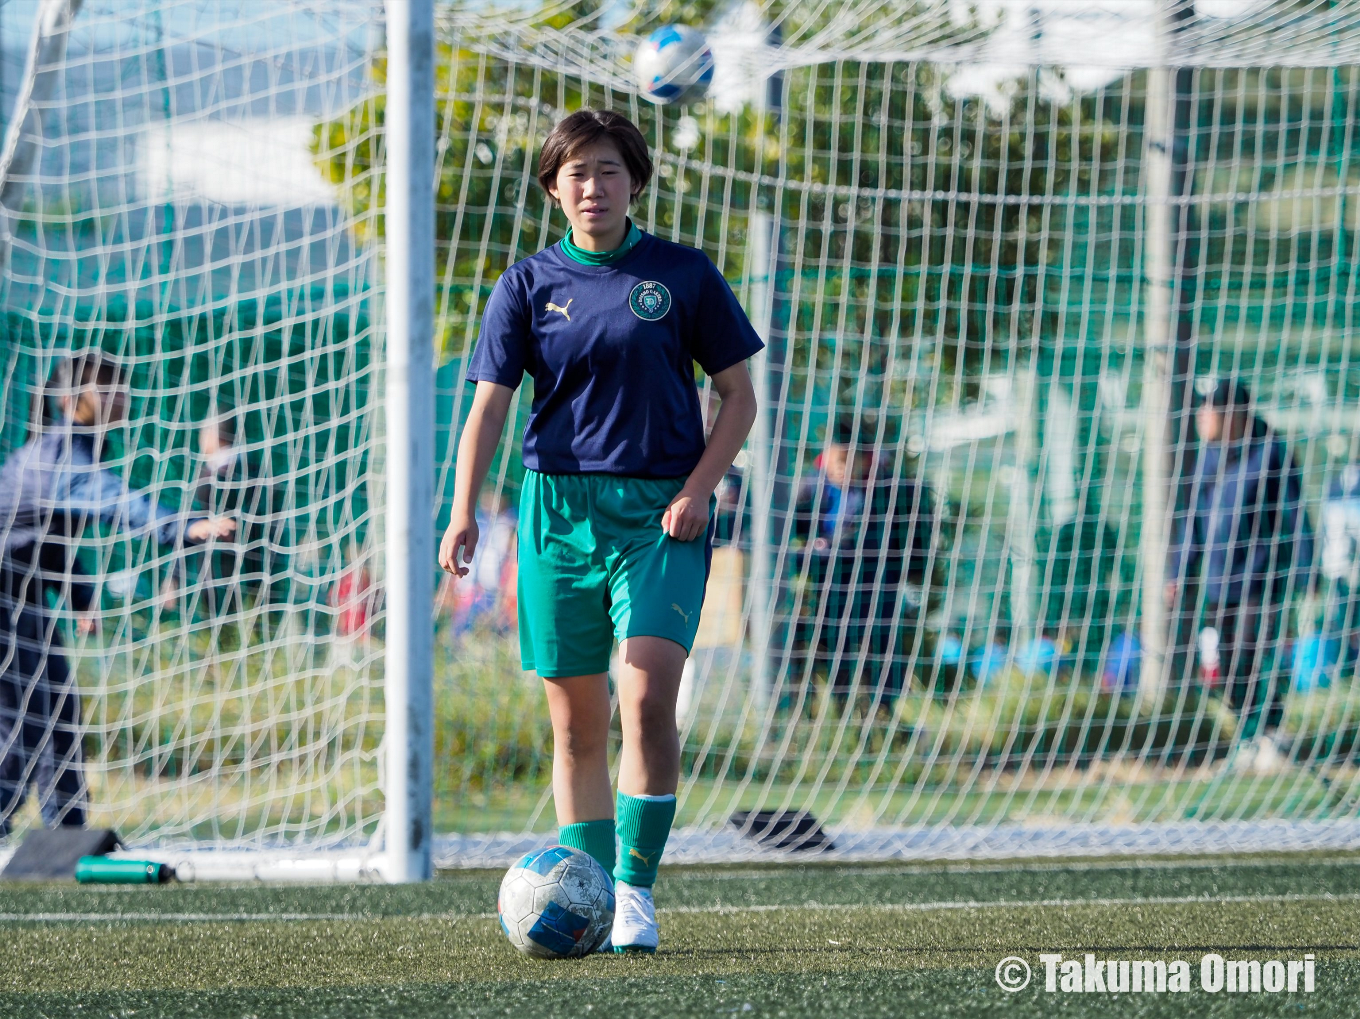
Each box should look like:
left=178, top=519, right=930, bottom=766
left=315, top=2, right=1126, bottom=385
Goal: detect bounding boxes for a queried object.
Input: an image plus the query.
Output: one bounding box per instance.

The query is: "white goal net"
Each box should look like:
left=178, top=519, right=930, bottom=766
left=3, top=0, right=1360, bottom=871
left=0, top=0, right=385, bottom=864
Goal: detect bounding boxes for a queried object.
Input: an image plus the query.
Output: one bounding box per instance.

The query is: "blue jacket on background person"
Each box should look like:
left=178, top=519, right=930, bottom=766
left=1168, top=421, right=1314, bottom=607
left=0, top=351, right=232, bottom=836
left=1, top=431, right=192, bottom=582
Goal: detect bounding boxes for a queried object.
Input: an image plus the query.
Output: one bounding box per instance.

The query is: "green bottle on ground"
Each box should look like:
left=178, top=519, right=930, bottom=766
left=74, top=857, right=175, bottom=884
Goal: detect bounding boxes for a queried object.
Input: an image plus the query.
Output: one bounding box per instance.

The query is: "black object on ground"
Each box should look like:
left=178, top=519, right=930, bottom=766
left=1, top=827, right=121, bottom=881
left=728, top=810, right=834, bottom=852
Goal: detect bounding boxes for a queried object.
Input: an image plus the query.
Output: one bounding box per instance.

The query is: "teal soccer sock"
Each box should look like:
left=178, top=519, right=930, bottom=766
left=614, top=792, right=676, bottom=888
left=558, top=819, right=616, bottom=877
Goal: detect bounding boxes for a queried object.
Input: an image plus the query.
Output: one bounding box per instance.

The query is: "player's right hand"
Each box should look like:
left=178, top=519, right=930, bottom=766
left=438, top=512, right=479, bottom=577
left=188, top=516, right=238, bottom=542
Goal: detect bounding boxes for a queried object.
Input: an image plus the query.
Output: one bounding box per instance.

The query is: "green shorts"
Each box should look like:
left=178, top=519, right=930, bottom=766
left=516, top=470, right=714, bottom=678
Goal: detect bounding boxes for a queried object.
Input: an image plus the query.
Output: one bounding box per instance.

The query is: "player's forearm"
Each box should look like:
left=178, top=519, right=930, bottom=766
left=452, top=383, right=514, bottom=517
left=682, top=366, right=757, bottom=500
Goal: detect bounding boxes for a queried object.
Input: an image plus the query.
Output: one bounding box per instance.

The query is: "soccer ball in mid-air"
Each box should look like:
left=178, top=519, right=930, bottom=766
left=498, top=845, right=615, bottom=958
left=634, top=25, right=714, bottom=105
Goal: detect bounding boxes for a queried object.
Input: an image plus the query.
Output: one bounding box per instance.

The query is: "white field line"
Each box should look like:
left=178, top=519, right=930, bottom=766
left=0, top=891, right=1356, bottom=924
left=0, top=912, right=393, bottom=923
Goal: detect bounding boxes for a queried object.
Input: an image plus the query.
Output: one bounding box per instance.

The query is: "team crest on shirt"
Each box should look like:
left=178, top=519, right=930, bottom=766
left=629, top=280, right=672, bottom=321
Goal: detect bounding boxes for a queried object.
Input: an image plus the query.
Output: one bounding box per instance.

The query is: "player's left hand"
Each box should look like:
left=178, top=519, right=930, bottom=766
left=662, top=490, right=708, bottom=542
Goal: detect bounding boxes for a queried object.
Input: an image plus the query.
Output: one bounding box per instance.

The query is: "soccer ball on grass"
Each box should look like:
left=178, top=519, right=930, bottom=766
left=498, top=845, right=615, bottom=958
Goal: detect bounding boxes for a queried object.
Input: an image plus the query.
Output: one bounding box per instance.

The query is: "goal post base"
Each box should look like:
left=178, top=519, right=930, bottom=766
left=122, top=849, right=389, bottom=884
left=5, top=820, right=1355, bottom=883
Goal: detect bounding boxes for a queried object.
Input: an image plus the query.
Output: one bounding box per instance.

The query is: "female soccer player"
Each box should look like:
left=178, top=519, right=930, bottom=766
left=438, top=109, right=761, bottom=953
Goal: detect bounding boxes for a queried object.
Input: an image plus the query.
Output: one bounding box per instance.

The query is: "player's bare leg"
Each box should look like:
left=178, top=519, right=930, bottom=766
left=541, top=671, right=617, bottom=951
left=541, top=673, right=613, bottom=824
left=615, top=636, right=686, bottom=796
left=610, top=635, right=686, bottom=952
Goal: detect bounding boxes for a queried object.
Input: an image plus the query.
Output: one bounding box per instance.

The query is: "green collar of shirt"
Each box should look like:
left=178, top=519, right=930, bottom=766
left=560, top=221, right=643, bottom=266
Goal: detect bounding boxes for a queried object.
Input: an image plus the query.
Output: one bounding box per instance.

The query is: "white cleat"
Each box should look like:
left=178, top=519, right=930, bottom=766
left=611, top=880, right=659, bottom=954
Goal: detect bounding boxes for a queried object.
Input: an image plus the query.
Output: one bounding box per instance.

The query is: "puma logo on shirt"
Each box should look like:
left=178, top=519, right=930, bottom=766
left=671, top=603, right=691, bottom=623
left=545, top=298, right=573, bottom=321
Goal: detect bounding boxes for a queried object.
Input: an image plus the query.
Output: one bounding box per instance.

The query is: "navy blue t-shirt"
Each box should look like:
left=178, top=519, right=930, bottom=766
left=467, top=233, right=764, bottom=477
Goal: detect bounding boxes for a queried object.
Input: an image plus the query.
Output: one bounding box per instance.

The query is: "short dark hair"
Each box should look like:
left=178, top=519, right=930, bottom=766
left=54, top=349, right=126, bottom=392
left=1202, top=377, right=1251, bottom=410
left=830, top=416, right=880, bottom=449
left=536, top=109, right=653, bottom=204
left=39, top=350, right=127, bottom=429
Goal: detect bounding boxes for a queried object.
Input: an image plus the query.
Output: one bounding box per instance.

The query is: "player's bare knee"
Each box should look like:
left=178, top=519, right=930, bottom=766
left=634, top=697, right=680, bottom=746
left=616, top=683, right=670, bottom=726
left=556, top=723, right=608, bottom=763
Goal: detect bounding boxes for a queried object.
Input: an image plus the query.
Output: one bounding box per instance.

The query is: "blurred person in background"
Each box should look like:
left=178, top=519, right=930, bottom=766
left=0, top=352, right=235, bottom=834
left=702, top=383, right=748, bottom=549
left=791, top=417, right=937, bottom=713
left=161, top=411, right=275, bottom=618
left=333, top=541, right=376, bottom=642
left=193, top=411, right=278, bottom=617
left=711, top=465, right=747, bottom=548
left=1318, top=462, right=1360, bottom=669
left=439, top=490, right=518, bottom=637
left=1166, top=378, right=1314, bottom=766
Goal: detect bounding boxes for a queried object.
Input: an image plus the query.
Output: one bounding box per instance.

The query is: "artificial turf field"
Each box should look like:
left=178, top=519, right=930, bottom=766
left=1, top=852, right=1358, bottom=1018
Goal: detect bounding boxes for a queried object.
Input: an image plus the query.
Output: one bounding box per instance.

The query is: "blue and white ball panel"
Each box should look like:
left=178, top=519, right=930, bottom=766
left=527, top=899, right=593, bottom=957
left=634, top=25, right=714, bottom=105
left=497, top=845, right=615, bottom=959
left=521, top=845, right=573, bottom=875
